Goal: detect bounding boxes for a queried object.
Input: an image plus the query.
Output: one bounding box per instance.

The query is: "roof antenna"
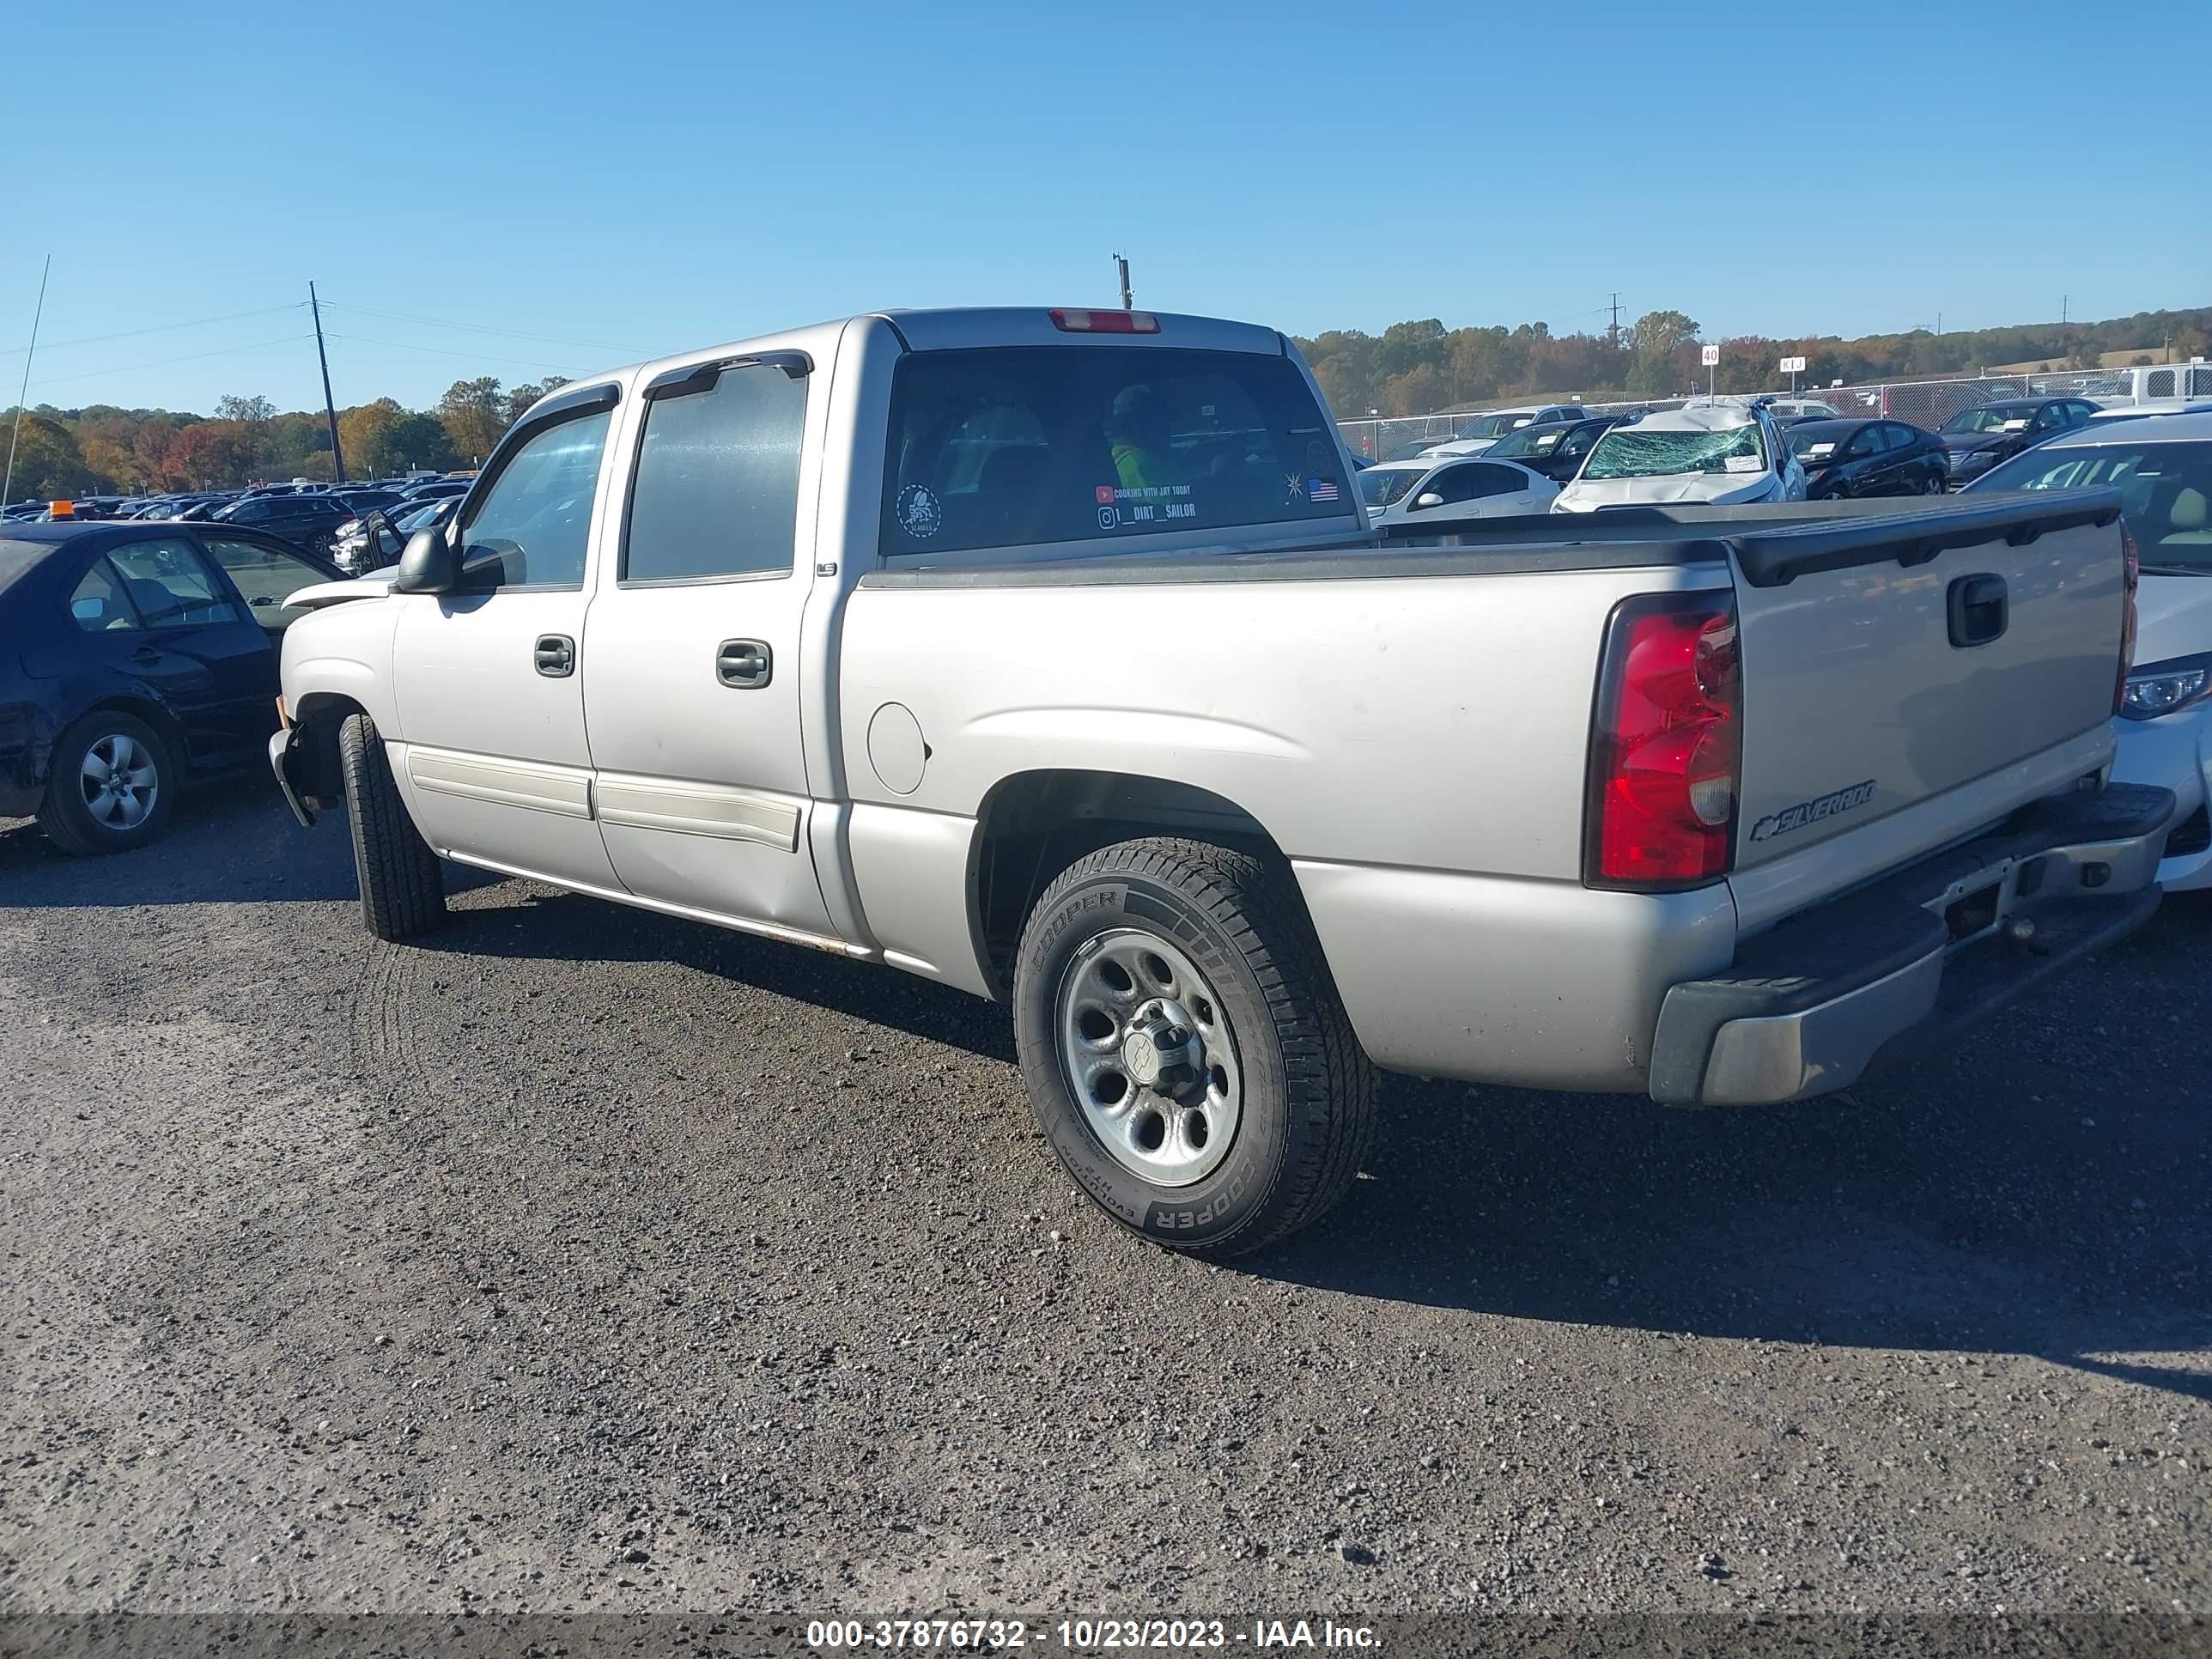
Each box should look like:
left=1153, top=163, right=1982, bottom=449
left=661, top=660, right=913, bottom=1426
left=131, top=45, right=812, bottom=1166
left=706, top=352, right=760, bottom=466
left=1113, top=252, right=1133, bottom=313
left=3, top=253, right=53, bottom=509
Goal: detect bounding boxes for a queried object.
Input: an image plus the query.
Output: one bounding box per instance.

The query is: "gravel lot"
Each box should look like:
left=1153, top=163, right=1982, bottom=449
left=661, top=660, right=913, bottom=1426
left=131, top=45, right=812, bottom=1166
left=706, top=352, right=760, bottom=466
left=5, top=777, right=2209, bottom=1626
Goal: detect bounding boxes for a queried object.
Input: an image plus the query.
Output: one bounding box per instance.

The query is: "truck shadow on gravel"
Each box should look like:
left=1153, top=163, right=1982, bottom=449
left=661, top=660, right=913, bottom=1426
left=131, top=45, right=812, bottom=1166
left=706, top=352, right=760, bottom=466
left=1257, top=894, right=2212, bottom=1400
left=423, top=878, right=2212, bottom=1398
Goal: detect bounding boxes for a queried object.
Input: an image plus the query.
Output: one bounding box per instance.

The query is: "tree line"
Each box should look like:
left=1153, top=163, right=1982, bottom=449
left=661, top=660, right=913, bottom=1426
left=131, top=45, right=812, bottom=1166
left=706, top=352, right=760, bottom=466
left=2, top=374, right=569, bottom=502
left=1298, top=306, right=2212, bottom=420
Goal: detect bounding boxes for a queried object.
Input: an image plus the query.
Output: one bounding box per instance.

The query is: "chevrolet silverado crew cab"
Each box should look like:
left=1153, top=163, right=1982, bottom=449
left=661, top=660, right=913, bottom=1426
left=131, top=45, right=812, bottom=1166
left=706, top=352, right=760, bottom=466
left=270, top=306, right=2172, bottom=1257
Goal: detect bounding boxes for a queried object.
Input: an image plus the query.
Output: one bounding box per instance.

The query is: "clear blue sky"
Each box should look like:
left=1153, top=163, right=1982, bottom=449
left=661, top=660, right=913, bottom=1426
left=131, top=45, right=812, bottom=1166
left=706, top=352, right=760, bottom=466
left=6, top=0, right=2205, bottom=416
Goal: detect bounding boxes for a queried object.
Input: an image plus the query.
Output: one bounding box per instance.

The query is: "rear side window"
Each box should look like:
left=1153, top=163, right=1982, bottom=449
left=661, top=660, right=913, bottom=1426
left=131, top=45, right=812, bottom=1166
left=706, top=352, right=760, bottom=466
left=623, top=364, right=806, bottom=582
left=106, top=537, right=244, bottom=627
left=881, top=346, right=1350, bottom=556
left=456, top=409, right=612, bottom=591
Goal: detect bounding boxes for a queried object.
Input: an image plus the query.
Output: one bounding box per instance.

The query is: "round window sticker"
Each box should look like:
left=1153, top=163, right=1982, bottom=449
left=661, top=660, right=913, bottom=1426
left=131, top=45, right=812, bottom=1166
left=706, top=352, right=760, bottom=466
left=896, top=485, right=942, bottom=540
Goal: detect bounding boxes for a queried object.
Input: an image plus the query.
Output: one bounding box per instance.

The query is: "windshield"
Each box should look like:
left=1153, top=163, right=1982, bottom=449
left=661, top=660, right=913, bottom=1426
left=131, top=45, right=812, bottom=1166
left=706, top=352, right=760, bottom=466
left=1786, top=425, right=1851, bottom=459
left=1486, top=422, right=1575, bottom=460
left=1358, top=467, right=1427, bottom=507
left=1582, top=422, right=1766, bottom=481
left=1944, top=404, right=2035, bottom=434
left=1972, top=440, right=2212, bottom=570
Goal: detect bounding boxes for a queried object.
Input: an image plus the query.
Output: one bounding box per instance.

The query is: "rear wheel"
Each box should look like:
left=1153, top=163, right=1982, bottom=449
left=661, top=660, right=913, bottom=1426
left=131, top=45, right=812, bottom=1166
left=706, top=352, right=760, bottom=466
left=38, top=711, right=177, bottom=856
left=1012, top=837, right=1376, bottom=1257
left=1924, top=471, right=1947, bottom=495
left=337, top=711, right=446, bottom=940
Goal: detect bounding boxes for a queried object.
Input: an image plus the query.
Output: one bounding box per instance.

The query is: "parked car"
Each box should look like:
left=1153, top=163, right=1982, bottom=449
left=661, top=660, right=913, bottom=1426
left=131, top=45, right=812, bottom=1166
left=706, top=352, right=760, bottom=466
left=1358, top=455, right=1558, bottom=525
left=210, top=490, right=356, bottom=556
left=332, top=495, right=459, bottom=574
left=265, top=305, right=2167, bottom=1257
left=398, top=479, right=471, bottom=504
left=1553, top=400, right=1805, bottom=510
left=1785, top=418, right=1948, bottom=499
left=1938, top=397, right=2100, bottom=486
left=337, top=488, right=407, bottom=517
left=1480, top=413, right=1627, bottom=483
left=1965, top=410, right=2212, bottom=892
left=0, top=522, right=340, bottom=854
left=1424, top=404, right=1587, bottom=458
left=1763, top=398, right=1844, bottom=422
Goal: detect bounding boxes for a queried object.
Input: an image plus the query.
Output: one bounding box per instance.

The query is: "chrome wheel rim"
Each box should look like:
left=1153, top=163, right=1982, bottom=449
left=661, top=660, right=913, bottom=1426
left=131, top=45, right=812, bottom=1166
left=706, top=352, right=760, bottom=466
left=79, top=732, right=158, bottom=830
left=1055, top=928, right=1242, bottom=1188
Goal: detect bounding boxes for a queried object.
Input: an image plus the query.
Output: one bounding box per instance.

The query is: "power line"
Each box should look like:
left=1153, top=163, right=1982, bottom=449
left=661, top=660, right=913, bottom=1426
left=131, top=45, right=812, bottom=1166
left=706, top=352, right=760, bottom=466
left=0, top=301, right=306, bottom=359
left=323, top=331, right=586, bottom=375
left=315, top=299, right=652, bottom=356
left=25, top=334, right=316, bottom=391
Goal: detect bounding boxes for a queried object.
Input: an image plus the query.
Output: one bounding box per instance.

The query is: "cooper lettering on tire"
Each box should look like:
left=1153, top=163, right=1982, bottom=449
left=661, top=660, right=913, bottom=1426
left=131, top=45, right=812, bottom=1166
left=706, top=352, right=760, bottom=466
left=1012, top=836, right=1375, bottom=1257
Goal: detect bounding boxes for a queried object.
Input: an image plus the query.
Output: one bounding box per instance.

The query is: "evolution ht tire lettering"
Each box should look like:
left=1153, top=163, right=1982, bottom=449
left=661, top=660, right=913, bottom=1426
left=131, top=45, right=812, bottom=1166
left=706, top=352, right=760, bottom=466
left=1012, top=837, right=1376, bottom=1258
left=1750, top=779, right=1878, bottom=842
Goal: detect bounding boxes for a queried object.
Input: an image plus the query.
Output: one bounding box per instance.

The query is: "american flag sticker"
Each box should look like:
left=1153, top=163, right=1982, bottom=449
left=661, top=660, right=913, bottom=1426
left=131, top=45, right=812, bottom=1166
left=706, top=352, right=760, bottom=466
left=1306, top=477, right=1340, bottom=502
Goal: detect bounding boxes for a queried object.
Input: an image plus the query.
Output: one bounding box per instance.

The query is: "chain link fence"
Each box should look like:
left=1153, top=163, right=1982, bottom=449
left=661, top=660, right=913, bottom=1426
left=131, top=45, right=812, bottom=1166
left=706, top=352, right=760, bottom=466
left=1336, top=365, right=2211, bottom=457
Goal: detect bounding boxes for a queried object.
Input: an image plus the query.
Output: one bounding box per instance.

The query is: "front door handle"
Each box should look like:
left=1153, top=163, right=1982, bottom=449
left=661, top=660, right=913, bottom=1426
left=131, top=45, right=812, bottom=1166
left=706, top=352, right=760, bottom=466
left=533, top=634, right=575, bottom=678
left=1947, top=574, right=2008, bottom=648
left=716, top=638, right=772, bottom=689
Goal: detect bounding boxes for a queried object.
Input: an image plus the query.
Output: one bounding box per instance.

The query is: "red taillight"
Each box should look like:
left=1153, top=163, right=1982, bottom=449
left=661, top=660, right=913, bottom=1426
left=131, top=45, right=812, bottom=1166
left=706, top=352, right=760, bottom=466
left=1048, top=307, right=1159, bottom=334
left=1584, top=591, right=1742, bottom=890
left=2115, top=520, right=2140, bottom=715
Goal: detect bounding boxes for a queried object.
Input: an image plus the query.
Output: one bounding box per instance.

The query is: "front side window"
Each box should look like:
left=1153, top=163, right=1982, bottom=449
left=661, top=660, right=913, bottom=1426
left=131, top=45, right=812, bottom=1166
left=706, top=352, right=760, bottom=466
left=881, top=346, right=1350, bottom=556
left=1583, top=422, right=1766, bottom=481
left=623, top=365, right=806, bottom=582
left=105, top=538, right=244, bottom=627
left=202, top=536, right=326, bottom=632
left=456, top=408, right=612, bottom=590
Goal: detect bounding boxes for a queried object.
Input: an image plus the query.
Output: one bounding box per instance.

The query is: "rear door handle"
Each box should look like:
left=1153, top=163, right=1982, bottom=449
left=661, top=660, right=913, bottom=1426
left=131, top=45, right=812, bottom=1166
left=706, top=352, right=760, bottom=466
left=1947, top=574, right=2008, bottom=647
left=716, top=638, right=772, bottom=689
left=533, top=634, right=575, bottom=678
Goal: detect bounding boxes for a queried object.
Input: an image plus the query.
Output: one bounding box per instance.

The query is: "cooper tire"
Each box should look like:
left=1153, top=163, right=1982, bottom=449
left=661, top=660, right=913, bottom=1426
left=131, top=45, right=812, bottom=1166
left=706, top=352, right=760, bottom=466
left=1012, top=836, right=1376, bottom=1258
left=37, top=710, right=177, bottom=856
left=338, top=711, right=446, bottom=941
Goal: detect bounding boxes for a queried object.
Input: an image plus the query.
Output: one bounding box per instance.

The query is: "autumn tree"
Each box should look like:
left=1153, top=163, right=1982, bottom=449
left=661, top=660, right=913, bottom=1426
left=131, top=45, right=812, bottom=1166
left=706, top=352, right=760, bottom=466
left=435, top=376, right=507, bottom=465
left=2, top=414, right=94, bottom=500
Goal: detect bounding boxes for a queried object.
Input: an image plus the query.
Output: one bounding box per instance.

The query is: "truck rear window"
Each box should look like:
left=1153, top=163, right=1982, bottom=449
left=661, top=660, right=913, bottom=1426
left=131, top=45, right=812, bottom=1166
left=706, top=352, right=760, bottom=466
left=880, top=346, right=1352, bottom=556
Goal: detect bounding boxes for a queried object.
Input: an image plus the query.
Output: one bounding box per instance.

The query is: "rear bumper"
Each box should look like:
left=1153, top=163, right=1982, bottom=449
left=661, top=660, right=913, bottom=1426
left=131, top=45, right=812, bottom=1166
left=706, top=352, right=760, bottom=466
left=1649, top=781, right=2175, bottom=1106
left=268, top=727, right=317, bottom=829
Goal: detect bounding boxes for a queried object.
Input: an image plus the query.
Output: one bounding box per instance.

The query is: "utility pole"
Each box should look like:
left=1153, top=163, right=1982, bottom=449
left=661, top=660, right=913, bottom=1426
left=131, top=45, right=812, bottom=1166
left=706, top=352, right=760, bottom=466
left=2060, top=294, right=2069, bottom=365
left=3, top=253, right=52, bottom=509
left=1112, top=252, right=1133, bottom=312
left=310, top=281, right=345, bottom=483
left=1607, top=292, right=1622, bottom=349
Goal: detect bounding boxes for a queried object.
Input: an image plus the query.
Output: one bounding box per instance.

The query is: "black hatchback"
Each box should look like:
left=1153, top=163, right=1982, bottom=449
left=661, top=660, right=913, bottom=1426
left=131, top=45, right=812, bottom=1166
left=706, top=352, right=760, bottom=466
left=1785, top=418, right=1948, bottom=499
left=0, top=522, right=342, bottom=854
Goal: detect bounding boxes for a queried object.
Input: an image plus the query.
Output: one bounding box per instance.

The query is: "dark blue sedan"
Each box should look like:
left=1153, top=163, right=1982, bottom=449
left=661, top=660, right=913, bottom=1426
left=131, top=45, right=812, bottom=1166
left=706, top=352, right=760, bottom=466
left=0, top=521, right=343, bottom=854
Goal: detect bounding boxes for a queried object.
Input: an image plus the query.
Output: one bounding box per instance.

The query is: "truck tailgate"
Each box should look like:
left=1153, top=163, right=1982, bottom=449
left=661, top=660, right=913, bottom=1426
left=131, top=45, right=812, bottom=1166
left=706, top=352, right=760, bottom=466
left=1726, top=491, right=2127, bottom=890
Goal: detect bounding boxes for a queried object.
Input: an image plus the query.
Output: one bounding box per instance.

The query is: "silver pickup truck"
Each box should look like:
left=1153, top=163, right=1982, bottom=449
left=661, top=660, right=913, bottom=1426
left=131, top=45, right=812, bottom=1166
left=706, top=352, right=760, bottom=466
left=270, top=307, right=2172, bottom=1255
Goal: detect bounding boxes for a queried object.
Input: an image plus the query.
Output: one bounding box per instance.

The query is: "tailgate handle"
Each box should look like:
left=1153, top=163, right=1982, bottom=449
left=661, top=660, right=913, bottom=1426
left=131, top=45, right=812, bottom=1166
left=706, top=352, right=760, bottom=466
left=1947, top=574, right=2008, bottom=647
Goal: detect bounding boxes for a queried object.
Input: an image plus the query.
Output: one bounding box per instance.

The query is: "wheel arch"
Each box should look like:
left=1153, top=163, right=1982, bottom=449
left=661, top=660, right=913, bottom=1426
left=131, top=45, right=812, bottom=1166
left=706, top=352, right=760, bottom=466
left=287, top=690, right=369, bottom=807
left=75, top=694, right=191, bottom=772
left=969, top=767, right=1291, bottom=998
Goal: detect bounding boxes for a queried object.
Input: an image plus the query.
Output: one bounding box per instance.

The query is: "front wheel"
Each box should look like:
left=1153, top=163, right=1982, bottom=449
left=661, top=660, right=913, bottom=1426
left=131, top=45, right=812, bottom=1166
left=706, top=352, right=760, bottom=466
left=1924, top=471, right=1947, bottom=495
left=337, top=711, right=446, bottom=941
left=1012, top=837, right=1376, bottom=1257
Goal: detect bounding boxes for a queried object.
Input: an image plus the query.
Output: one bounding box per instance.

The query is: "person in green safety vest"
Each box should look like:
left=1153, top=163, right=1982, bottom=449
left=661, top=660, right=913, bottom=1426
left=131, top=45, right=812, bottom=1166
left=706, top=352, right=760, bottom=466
left=1108, top=385, right=1178, bottom=492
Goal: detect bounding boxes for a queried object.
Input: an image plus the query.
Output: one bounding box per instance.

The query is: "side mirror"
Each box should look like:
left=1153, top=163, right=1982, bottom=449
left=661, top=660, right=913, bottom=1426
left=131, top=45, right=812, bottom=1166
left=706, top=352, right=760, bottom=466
left=1413, top=492, right=1445, bottom=510
left=392, top=526, right=462, bottom=593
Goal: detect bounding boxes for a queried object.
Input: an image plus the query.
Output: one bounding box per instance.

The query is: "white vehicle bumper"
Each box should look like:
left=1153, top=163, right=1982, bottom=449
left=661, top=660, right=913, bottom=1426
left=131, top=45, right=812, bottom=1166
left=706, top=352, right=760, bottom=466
left=2111, top=705, right=2212, bottom=891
